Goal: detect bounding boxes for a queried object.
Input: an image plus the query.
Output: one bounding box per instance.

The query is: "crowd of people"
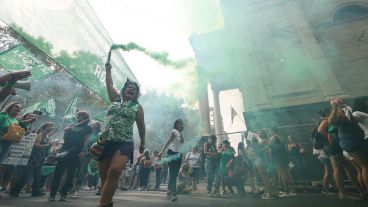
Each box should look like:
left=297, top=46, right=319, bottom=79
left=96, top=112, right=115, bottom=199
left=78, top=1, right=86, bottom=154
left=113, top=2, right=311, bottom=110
left=106, top=94, right=368, bottom=203
left=0, top=67, right=368, bottom=207
left=0, top=65, right=146, bottom=207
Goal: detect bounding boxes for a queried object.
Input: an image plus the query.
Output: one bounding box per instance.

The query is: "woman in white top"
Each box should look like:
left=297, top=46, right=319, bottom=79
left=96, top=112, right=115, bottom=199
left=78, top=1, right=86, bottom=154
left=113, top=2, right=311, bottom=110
left=185, top=146, right=201, bottom=191
left=352, top=96, right=368, bottom=191
left=353, top=96, right=368, bottom=141
left=158, top=119, right=184, bottom=201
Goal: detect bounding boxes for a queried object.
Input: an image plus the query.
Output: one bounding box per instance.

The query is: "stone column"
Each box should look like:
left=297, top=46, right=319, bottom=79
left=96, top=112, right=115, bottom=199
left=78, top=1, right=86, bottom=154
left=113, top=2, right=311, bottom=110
left=211, top=85, right=225, bottom=144
left=197, top=82, right=211, bottom=137
left=283, top=0, right=348, bottom=100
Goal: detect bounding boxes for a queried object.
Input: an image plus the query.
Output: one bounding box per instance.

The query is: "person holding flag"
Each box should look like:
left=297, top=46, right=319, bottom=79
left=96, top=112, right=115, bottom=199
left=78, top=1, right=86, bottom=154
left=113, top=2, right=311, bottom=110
left=48, top=111, right=92, bottom=202
left=0, top=71, right=31, bottom=103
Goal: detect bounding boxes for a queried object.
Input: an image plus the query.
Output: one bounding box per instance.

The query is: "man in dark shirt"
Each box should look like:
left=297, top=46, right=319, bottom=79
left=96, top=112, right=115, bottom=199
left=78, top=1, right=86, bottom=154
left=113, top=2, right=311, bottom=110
left=49, top=111, right=92, bottom=201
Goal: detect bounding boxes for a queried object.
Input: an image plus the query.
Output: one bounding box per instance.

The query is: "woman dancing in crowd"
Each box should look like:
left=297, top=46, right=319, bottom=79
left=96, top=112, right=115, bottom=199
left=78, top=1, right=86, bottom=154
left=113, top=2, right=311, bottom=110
left=328, top=98, right=368, bottom=199
left=97, top=62, right=145, bottom=207
left=158, top=119, right=184, bottom=201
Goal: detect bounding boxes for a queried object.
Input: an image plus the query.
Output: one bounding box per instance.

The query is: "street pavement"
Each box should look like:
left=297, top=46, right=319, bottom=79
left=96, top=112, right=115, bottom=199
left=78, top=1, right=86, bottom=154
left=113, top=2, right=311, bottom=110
left=1, top=185, right=367, bottom=207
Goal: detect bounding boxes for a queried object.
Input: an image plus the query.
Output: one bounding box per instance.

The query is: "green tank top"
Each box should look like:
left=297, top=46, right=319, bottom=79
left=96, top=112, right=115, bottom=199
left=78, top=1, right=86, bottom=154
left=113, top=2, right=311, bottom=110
left=100, top=99, right=140, bottom=142
left=219, top=148, right=234, bottom=174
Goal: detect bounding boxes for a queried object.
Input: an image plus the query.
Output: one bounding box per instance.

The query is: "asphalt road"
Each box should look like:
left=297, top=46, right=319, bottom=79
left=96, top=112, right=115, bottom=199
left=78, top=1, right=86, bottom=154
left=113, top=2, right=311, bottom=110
left=1, top=188, right=367, bottom=207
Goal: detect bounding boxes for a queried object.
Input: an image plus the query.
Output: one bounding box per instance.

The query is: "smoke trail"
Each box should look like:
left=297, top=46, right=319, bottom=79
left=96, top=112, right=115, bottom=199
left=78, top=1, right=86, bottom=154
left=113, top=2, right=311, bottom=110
left=179, top=136, right=202, bottom=153
left=156, top=153, right=182, bottom=165
left=111, top=42, right=194, bottom=69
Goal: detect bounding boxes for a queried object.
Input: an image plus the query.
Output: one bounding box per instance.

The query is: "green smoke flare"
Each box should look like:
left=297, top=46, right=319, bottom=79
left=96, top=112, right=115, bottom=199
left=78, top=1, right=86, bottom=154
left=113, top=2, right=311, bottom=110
left=111, top=42, right=193, bottom=69
left=156, top=153, right=182, bottom=165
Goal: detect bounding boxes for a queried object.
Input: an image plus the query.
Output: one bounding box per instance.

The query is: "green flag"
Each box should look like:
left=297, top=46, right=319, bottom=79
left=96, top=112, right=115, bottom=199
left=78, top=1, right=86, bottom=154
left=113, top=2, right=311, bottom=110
left=23, top=101, right=43, bottom=115
left=0, top=45, right=55, bottom=80
left=63, top=95, right=77, bottom=120
left=0, top=1, right=138, bottom=102
left=39, top=99, right=56, bottom=118
left=91, top=110, right=107, bottom=122
left=23, top=98, right=55, bottom=118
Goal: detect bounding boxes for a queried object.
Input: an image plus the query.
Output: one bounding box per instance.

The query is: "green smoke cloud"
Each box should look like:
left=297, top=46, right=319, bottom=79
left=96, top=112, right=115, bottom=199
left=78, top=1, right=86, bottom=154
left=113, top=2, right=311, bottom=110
left=156, top=153, right=182, bottom=165
left=111, top=42, right=194, bottom=69
left=156, top=136, right=202, bottom=165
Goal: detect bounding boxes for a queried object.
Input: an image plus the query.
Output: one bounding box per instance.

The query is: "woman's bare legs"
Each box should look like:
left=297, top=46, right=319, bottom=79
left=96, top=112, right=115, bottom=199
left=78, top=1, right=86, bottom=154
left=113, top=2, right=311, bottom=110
left=99, top=151, right=129, bottom=206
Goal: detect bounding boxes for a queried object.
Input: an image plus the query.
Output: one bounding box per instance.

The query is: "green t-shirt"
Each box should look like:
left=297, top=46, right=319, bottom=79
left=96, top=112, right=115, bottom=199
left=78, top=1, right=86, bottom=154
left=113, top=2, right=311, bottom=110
left=0, top=112, right=19, bottom=136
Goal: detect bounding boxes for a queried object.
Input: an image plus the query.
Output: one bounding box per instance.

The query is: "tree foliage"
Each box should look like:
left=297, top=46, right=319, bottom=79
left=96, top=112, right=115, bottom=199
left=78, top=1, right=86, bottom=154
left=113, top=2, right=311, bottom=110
left=1, top=23, right=202, bottom=150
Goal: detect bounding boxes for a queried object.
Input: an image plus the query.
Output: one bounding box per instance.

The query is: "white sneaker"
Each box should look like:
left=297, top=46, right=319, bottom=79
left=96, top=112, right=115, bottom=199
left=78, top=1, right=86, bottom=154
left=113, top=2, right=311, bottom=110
left=288, top=192, right=297, bottom=197
left=171, top=194, right=177, bottom=201
left=72, top=191, right=79, bottom=198
left=261, top=193, right=276, bottom=200
left=279, top=192, right=289, bottom=198
left=83, top=186, right=91, bottom=191
left=321, top=190, right=334, bottom=195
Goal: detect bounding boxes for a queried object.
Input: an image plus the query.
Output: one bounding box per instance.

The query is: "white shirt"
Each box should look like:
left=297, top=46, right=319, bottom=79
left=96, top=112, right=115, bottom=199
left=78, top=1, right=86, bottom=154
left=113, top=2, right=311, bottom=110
left=353, top=111, right=368, bottom=139
left=185, top=151, right=201, bottom=168
left=168, top=129, right=182, bottom=152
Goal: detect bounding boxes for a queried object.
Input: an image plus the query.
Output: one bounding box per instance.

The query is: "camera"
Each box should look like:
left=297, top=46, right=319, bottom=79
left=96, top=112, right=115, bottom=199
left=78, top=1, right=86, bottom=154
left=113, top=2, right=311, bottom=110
left=33, top=110, right=43, bottom=115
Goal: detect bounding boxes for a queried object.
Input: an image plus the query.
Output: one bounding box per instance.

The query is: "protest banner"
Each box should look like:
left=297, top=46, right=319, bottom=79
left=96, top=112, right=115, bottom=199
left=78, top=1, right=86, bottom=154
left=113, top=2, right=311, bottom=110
left=2, top=133, right=37, bottom=166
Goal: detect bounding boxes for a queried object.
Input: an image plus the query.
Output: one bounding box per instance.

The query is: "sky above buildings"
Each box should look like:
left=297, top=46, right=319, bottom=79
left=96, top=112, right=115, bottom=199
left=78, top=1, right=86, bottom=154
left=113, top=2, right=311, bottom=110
left=89, top=0, right=224, bottom=96
left=90, top=0, right=246, bottom=143
left=0, top=0, right=246, bottom=144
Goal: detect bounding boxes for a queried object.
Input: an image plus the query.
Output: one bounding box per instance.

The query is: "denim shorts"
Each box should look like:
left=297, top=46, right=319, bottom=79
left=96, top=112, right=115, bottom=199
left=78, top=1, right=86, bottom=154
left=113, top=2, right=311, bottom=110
left=318, top=155, right=331, bottom=167
left=100, top=141, right=134, bottom=163
left=339, top=138, right=364, bottom=153
left=323, top=142, right=342, bottom=156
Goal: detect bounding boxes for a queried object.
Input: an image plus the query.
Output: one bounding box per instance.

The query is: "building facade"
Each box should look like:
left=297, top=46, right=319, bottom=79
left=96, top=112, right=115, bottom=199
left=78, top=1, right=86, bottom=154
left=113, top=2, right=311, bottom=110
left=190, top=0, right=368, bottom=179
